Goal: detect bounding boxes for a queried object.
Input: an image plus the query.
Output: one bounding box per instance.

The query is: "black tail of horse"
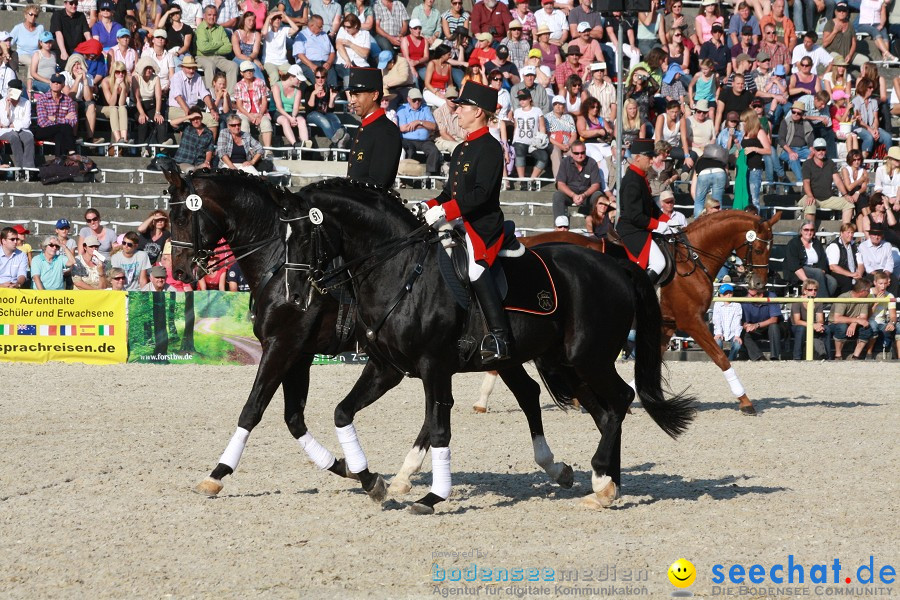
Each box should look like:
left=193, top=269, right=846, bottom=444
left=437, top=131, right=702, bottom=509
left=623, top=262, right=697, bottom=439
left=536, top=362, right=578, bottom=411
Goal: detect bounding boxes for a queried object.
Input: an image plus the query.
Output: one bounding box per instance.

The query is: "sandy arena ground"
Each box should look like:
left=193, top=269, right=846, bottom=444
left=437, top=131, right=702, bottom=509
left=1, top=361, right=897, bottom=599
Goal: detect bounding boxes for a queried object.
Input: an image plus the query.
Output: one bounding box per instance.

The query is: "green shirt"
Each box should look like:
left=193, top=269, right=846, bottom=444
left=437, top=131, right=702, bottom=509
left=196, top=22, right=232, bottom=57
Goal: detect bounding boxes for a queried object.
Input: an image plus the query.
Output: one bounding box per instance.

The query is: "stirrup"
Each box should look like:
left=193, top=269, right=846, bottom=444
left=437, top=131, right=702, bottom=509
left=480, top=332, right=511, bottom=364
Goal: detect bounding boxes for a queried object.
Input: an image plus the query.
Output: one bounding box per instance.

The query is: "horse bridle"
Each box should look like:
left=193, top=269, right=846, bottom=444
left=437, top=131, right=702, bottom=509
left=673, top=226, right=773, bottom=282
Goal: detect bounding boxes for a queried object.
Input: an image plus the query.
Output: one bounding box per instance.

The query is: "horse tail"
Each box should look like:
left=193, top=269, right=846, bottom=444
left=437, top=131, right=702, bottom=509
left=534, top=360, right=577, bottom=411
left=624, top=261, right=697, bottom=439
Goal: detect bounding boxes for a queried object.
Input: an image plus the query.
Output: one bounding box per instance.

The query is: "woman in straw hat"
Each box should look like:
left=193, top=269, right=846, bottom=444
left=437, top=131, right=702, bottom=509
left=133, top=57, right=169, bottom=152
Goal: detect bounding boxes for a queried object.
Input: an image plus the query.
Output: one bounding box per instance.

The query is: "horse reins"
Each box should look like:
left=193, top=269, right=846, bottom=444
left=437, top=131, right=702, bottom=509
left=670, top=227, right=773, bottom=283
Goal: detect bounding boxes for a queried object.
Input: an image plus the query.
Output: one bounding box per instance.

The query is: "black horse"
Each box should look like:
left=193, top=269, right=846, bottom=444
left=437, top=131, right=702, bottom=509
left=160, top=164, right=576, bottom=500
left=283, top=178, right=696, bottom=513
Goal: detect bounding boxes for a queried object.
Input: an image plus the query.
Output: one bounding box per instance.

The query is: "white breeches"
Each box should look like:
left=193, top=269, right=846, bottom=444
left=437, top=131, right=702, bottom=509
left=648, top=239, right=666, bottom=274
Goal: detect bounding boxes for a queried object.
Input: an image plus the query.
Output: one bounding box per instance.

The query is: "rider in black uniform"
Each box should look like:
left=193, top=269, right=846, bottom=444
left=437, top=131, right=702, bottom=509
left=346, top=67, right=402, bottom=189
left=423, top=81, right=512, bottom=364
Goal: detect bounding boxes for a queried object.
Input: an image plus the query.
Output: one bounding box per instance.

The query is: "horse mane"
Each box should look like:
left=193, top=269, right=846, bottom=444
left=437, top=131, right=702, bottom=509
left=190, top=167, right=295, bottom=207
left=684, top=210, right=762, bottom=238
left=298, top=177, right=419, bottom=232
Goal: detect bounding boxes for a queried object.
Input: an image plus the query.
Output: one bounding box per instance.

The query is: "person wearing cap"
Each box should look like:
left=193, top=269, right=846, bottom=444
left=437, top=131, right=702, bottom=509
left=511, top=87, right=548, bottom=184
left=143, top=264, right=176, bottom=292
left=401, top=18, right=430, bottom=82
left=91, top=0, right=124, bottom=52
left=554, top=215, right=570, bottom=231
left=712, top=283, right=744, bottom=361
left=71, top=235, right=107, bottom=290
left=510, top=65, right=550, bottom=114
left=232, top=59, right=274, bottom=147
left=396, top=88, right=443, bottom=176
left=0, top=80, right=35, bottom=169
left=545, top=94, right=575, bottom=174
left=659, top=190, right=687, bottom=229
left=553, top=45, right=585, bottom=92
left=725, top=53, right=757, bottom=95
left=700, top=22, right=729, bottom=78
left=271, top=64, right=312, bottom=150
left=552, top=139, right=606, bottom=225
left=822, top=4, right=866, bottom=68
left=346, top=67, right=402, bottom=188
left=468, top=31, right=498, bottom=70
left=167, top=55, right=218, bottom=132
left=142, top=29, right=174, bottom=93
left=433, top=86, right=465, bottom=153
left=32, top=73, right=78, bottom=156
left=110, top=26, right=137, bottom=76
left=798, top=137, right=855, bottom=224
left=484, top=45, right=519, bottom=90
left=372, top=0, right=410, bottom=53
left=28, top=31, right=58, bottom=96
left=53, top=219, right=77, bottom=256
left=615, top=139, right=671, bottom=284
left=261, top=11, right=300, bottom=86
left=566, top=22, right=602, bottom=70
left=0, top=227, right=28, bottom=289
left=585, top=62, right=615, bottom=121
left=774, top=100, right=813, bottom=182
left=727, top=2, right=760, bottom=48
left=410, top=0, right=441, bottom=44
left=470, top=0, right=512, bottom=44
left=851, top=77, right=892, bottom=160
left=758, top=0, right=795, bottom=53
left=757, top=21, right=790, bottom=75
left=422, top=81, right=513, bottom=363
left=196, top=4, right=238, bottom=91
left=172, top=105, right=215, bottom=170
left=0, top=31, right=19, bottom=78
left=500, top=19, right=529, bottom=71
left=50, top=0, right=90, bottom=64
left=534, top=0, right=567, bottom=45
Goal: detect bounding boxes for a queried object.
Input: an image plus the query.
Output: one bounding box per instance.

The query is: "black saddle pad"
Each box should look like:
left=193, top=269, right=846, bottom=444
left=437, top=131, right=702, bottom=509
left=498, top=248, right=557, bottom=315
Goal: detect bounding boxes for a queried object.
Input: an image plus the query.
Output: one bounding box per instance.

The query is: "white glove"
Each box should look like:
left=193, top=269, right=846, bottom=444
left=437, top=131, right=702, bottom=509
left=654, top=221, right=672, bottom=235
left=424, top=204, right=446, bottom=227
left=409, top=201, right=429, bottom=219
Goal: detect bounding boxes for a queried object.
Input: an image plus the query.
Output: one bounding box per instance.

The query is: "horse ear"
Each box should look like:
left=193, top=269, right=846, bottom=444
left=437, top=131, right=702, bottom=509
left=766, top=211, right=782, bottom=227
left=158, top=157, right=185, bottom=191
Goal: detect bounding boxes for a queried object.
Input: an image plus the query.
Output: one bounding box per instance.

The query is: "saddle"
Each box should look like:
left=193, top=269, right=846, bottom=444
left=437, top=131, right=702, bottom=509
left=438, top=222, right=558, bottom=316
left=605, top=229, right=678, bottom=287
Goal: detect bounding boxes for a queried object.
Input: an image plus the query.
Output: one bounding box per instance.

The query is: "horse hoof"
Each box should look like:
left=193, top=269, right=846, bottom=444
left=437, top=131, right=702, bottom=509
left=579, top=481, right=618, bottom=509
left=473, top=405, right=487, bottom=413
left=388, top=478, right=412, bottom=495
left=409, top=502, right=435, bottom=515
left=367, top=474, right=388, bottom=503
left=740, top=404, right=757, bottom=416
left=194, top=477, right=223, bottom=496
left=556, top=464, right=575, bottom=489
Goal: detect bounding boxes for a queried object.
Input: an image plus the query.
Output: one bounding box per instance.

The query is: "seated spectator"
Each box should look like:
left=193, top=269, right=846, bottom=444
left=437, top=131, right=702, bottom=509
left=798, top=138, right=854, bottom=225
left=501, top=20, right=529, bottom=72
left=646, top=140, right=676, bottom=200
left=11, top=5, right=44, bottom=76
left=546, top=94, right=576, bottom=175
left=72, top=235, right=108, bottom=290
left=621, top=97, right=648, bottom=149
left=776, top=101, right=814, bottom=182
left=78, top=208, right=116, bottom=252
left=432, top=86, right=464, bottom=154
left=699, top=22, right=728, bottom=78
left=841, top=149, right=869, bottom=214
left=533, top=25, right=561, bottom=71
left=61, top=54, right=100, bottom=143
left=827, top=279, right=874, bottom=359
left=168, top=56, right=219, bottom=134
left=92, top=0, right=124, bottom=52
left=755, top=55, right=787, bottom=123
left=305, top=66, right=347, bottom=147
left=585, top=62, right=615, bottom=122
left=233, top=60, right=273, bottom=147
left=758, top=0, right=795, bottom=52
left=791, top=279, right=829, bottom=360
left=310, top=0, right=342, bottom=37
left=712, top=283, right=743, bottom=361
left=50, top=0, right=91, bottom=66
left=0, top=227, right=28, bottom=289
left=576, top=96, right=612, bottom=171
left=441, top=1, right=469, bottom=43
left=143, top=264, right=177, bottom=291
left=791, top=31, right=832, bottom=72
left=716, top=75, right=752, bottom=132
left=132, top=58, right=169, bottom=152
left=471, top=0, right=512, bottom=44
left=423, top=44, right=453, bottom=108
left=156, top=6, right=193, bottom=60
left=551, top=140, right=606, bottom=224
left=141, top=29, right=175, bottom=94
left=33, top=74, right=78, bottom=156
left=784, top=220, right=838, bottom=295
left=873, top=149, right=900, bottom=213
left=660, top=64, right=687, bottom=106
left=868, top=270, right=898, bottom=358
left=109, top=27, right=136, bottom=75
left=588, top=198, right=614, bottom=239
left=101, top=61, right=131, bottom=147
left=659, top=190, right=687, bottom=229
left=485, top=45, right=519, bottom=91
left=522, top=47, right=553, bottom=90
left=857, top=221, right=897, bottom=285
left=372, top=0, right=409, bottom=53
left=857, top=192, right=899, bottom=243
left=855, top=0, right=896, bottom=62
left=0, top=81, right=35, bottom=170
left=335, top=14, right=372, bottom=88
left=73, top=38, right=107, bottom=87
left=294, top=15, right=337, bottom=88
left=172, top=105, right=215, bottom=171
left=232, top=11, right=265, bottom=81
left=208, top=0, right=240, bottom=30
left=137, top=210, right=170, bottom=265
left=851, top=78, right=892, bottom=160
left=654, top=100, right=691, bottom=170
left=726, top=53, right=757, bottom=93
left=217, top=113, right=265, bottom=174
left=110, top=231, right=151, bottom=290
left=262, top=11, right=301, bottom=86
left=29, top=31, right=57, bottom=95
left=55, top=219, right=77, bottom=258
left=396, top=88, right=441, bottom=176
left=511, top=88, right=548, bottom=185
left=823, top=4, right=864, bottom=69
left=196, top=5, right=238, bottom=91
left=690, top=143, right=728, bottom=217
left=727, top=2, right=760, bottom=47
left=741, top=274, right=784, bottom=360
left=210, top=72, right=233, bottom=123
left=826, top=223, right=863, bottom=295
left=534, top=0, right=567, bottom=45
left=272, top=64, right=311, bottom=150
left=555, top=46, right=585, bottom=94
left=107, top=266, right=127, bottom=290
left=401, top=18, right=429, bottom=82
left=410, top=0, right=440, bottom=44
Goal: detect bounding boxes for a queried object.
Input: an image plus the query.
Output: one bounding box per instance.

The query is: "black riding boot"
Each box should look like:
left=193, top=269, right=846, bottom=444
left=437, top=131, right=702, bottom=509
left=471, top=272, right=513, bottom=364
left=646, top=268, right=661, bottom=286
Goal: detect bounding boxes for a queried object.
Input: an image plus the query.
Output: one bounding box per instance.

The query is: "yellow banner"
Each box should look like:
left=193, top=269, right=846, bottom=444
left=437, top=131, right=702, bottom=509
left=0, top=289, right=127, bottom=364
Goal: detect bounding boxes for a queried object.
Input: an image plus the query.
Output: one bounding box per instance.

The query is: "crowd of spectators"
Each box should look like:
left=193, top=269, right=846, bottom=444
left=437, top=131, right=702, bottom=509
left=0, top=210, right=249, bottom=292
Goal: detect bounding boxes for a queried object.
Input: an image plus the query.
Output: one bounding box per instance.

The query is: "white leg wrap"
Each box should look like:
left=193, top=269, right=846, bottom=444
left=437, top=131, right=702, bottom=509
left=532, top=436, right=564, bottom=481
left=218, top=427, right=250, bottom=470
left=723, top=367, right=746, bottom=398
left=591, top=473, right=613, bottom=495
left=430, top=447, right=452, bottom=500
left=297, top=432, right=336, bottom=470
left=395, top=446, right=428, bottom=483
left=335, top=423, right=368, bottom=474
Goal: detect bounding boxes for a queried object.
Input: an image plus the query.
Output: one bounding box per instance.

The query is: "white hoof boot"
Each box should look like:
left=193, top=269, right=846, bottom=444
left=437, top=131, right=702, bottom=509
left=194, top=477, right=224, bottom=496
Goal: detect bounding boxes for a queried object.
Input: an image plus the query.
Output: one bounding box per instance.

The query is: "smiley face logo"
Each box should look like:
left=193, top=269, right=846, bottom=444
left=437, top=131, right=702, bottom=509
left=668, top=559, right=696, bottom=588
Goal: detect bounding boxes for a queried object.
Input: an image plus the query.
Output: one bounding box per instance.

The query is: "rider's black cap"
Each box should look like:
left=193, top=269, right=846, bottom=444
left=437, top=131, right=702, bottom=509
left=347, top=67, right=383, bottom=92
left=630, top=139, right=655, bottom=157
left=455, top=81, right=498, bottom=112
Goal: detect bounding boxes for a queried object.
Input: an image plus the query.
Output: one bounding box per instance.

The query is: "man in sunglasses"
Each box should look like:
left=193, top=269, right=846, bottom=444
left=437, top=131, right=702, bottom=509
left=551, top=140, right=607, bottom=229
left=109, top=231, right=150, bottom=291
left=776, top=100, right=814, bottom=183
left=32, top=236, right=76, bottom=291
left=798, top=137, right=854, bottom=225
left=50, top=0, right=90, bottom=64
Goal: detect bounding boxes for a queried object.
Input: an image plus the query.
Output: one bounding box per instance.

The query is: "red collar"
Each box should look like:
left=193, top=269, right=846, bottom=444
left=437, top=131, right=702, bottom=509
left=466, top=127, right=490, bottom=141
left=628, top=164, right=647, bottom=177
left=361, top=108, right=385, bottom=127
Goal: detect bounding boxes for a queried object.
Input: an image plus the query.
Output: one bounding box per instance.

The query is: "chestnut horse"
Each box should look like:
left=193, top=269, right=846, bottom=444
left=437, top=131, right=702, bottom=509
left=475, top=210, right=782, bottom=416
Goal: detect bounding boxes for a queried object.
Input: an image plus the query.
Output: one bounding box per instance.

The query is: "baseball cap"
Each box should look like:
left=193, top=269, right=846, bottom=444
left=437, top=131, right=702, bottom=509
left=835, top=1, right=849, bottom=9
left=50, top=73, right=65, bottom=84
left=577, top=21, right=591, bottom=33
left=555, top=216, right=569, bottom=227
left=0, top=31, right=11, bottom=42
left=551, top=95, right=565, bottom=105
left=527, top=49, right=542, bottom=59
left=740, top=25, right=753, bottom=35
left=812, top=138, right=827, bottom=149
left=12, top=224, right=30, bottom=235
left=153, top=28, right=168, bottom=38
left=774, top=64, right=786, bottom=76
left=522, top=65, right=537, bottom=76
left=735, top=52, right=751, bottom=63
left=409, top=18, right=422, bottom=29
left=407, top=88, right=423, bottom=101
left=40, top=31, right=54, bottom=42
left=377, top=49, right=393, bottom=69
left=98, top=0, right=113, bottom=10
left=239, top=60, right=255, bottom=72
left=756, top=50, right=771, bottom=62
left=711, top=23, right=724, bottom=32
left=475, top=32, right=493, bottom=42
left=84, top=235, right=100, bottom=247
left=150, top=265, right=168, bottom=278
left=719, top=283, right=735, bottom=294
left=116, top=27, right=130, bottom=38
left=56, top=219, right=72, bottom=229
left=497, top=44, right=509, bottom=58
left=516, top=88, right=531, bottom=100
left=590, top=62, right=607, bottom=71
left=287, top=64, right=305, bottom=81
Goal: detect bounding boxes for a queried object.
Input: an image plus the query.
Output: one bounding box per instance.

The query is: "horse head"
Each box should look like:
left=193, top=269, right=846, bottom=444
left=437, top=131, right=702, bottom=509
left=744, top=211, right=782, bottom=285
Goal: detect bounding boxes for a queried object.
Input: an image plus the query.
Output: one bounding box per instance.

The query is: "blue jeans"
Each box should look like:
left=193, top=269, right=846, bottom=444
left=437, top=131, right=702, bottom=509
left=32, top=80, right=50, bottom=94
left=870, top=320, right=897, bottom=351
left=717, top=338, right=742, bottom=361
left=806, top=0, right=834, bottom=33
left=778, top=146, right=810, bottom=182
left=828, top=322, right=874, bottom=341
left=694, top=170, right=727, bottom=216
left=853, top=126, right=892, bottom=153
left=306, top=111, right=342, bottom=139
left=764, top=152, right=776, bottom=182
left=854, top=19, right=889, bottom=40
left=748, top=168, right=763, bottom=209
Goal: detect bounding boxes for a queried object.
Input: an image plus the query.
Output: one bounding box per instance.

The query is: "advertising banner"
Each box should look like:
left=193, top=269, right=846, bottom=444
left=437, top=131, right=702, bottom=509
left=0, top=289, right=127, bottom=364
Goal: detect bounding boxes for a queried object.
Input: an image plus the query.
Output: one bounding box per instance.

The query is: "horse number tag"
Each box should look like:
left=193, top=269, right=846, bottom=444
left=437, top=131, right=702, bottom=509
left=309, top=208, right=324, bottom=225
left=745, top=230, right=757, bottom=243
left=186, top=194, right=203, bottom=212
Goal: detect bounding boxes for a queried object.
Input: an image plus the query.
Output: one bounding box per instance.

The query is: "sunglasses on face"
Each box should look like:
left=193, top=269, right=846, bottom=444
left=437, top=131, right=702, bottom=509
left=228, top=123, right=241, bottom=127
left=123, top=242, right=135, bottom=247
left=802, top=228, right=814, bottom=232
left=47, top=243, right=60, bottom=248
left=315, top=76, right=325, bottom=79
left=112, top=276, right=127, bottom=280
left=571, top=151, right=586, bottom=155
left=801, top=63, right=812, bottom=67
left=792, top=110, right=804, bottom=115
left=86, top=217, right=99, bottom=222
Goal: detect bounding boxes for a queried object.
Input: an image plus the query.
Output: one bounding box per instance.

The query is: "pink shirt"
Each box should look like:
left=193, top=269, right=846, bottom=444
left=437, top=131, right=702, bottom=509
left=694, top=14, right=723, bottom=44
